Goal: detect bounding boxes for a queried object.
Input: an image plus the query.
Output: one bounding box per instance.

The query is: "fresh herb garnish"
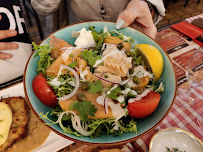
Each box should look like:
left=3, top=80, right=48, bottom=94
left=107, top=86, right=122, bottom=100
left=69, top=54, right=74, bottom=57
left=68, top=61, right=78, bottom=68
left=166, top=147, right=186, bottom=152
left=69, top=100, right=97, bottom=121
left=88, top=80, right=103, bottom=93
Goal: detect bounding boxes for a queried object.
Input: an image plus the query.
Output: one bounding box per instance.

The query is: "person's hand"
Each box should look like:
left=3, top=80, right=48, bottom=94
left=0, top=15, right=18, bottom=59
left=116, top=0, right=157, bottom=39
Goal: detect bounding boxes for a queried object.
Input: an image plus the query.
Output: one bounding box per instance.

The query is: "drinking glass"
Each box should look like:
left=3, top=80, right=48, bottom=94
left=177, top=47, right=203, bottom=129
left=177, top=47, right=203, bottom=104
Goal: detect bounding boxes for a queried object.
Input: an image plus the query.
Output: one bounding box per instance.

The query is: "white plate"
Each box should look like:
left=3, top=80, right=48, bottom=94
left=149, top=127, right=203, bottom=152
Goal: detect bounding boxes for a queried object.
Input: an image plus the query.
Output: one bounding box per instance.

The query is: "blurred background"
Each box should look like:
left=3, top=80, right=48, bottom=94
left=20, top=0, right=203, bottom=44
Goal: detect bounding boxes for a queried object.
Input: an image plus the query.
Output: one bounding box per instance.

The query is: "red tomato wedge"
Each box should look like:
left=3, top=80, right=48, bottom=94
left=128, top=91, right=161, bottom=118
left=32, top=73, right=58, bottom=107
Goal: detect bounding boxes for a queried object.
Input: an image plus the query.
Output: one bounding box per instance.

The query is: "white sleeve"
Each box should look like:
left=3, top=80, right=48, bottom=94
left=147, top=0, right=166, bottom=24
left=31, top=0, right=61, bottom=16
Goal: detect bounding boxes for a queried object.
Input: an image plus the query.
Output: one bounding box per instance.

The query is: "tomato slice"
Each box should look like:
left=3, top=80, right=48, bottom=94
left=128, top=91, right=161, bottom=118
left=32, top=73, right=58, bottom=107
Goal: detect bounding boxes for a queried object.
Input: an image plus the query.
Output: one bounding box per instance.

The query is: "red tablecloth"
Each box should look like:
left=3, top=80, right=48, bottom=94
left=132, top=87, right=203, bottom=151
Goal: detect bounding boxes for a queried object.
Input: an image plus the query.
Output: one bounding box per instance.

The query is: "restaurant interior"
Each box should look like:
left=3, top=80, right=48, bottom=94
left=0, top=0, right=202, bottom=152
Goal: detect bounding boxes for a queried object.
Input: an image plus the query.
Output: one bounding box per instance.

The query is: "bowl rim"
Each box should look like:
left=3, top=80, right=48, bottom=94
left=23, top=21, right=177, bottom=146
left=149, top=127, right=203, bottom=152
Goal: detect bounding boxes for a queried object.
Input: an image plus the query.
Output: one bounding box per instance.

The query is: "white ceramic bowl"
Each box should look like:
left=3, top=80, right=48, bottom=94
left=149, top=127, right=203, bottom=152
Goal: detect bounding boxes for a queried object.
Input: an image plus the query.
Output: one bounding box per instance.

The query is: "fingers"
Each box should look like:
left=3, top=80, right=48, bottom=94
left=0, top=42, right=18, bottom=59
left=0, top=52, right=12, bottom=59
left=0, top=30, right=17, bottom=40
left=116, top=0, right=157, bottom=38
left=0, top=15, right=18, bottom=60
left=130, top=23, right=157, bottom=39
left=0, top=42, right=18, bottom=50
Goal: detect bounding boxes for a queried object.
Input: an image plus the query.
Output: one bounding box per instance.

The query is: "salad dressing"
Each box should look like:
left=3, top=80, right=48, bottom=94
left=127, top=65, right=153, bottom=88
left=131, top=65, right=153, bottom=78
left=128, top=89, right=151, bottom=103
left=61, top=47, right=76, bottom=61
left=96, top=94, right=127, bottom=118
left=50, top=77, right=62, bottom=86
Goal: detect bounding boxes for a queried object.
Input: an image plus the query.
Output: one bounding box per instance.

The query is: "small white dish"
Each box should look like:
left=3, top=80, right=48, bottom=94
left=149, top=127, right=203, bottom=152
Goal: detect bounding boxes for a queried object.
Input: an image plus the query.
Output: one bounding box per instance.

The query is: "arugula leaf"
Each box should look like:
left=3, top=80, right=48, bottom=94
left=110, top=30, right=134, bottom=43
left=89, top=25, right=97, bottom=33
left=95, top=35, right=105, bottom=49
left=81, top=50, right=102, bottom=67
left=91, top=31, right=100, bottom=42
left=69, top=101, right=97, bottom=121
left=107, top=86, right=121, bottom=100
left=89, top=25, right=106, bottom=50
left=88, top=80, right=103, bottom=93
left=68, top=61, right=78, bottom=68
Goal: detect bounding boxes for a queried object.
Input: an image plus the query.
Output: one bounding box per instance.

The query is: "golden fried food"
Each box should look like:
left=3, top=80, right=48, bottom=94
left=50, top=35, right=72, bottom=58
left=0, top=97, right=29, bottom=152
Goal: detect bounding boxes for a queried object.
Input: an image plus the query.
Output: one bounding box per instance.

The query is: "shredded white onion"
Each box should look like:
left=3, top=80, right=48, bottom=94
left=59, top=47, right=74, bottom=51
left=57, top=111, right=91, bottom=136
left=58, top=65, right=80, bottom=101
left=103, top=94, right=108, bottom=114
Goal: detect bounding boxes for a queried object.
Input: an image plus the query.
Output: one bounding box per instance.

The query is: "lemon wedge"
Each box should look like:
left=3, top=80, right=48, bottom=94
left=134, top=44, right=164, bottom=81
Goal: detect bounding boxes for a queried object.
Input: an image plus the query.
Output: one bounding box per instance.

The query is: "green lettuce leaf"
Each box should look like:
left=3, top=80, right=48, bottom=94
left=33, top=42, right=53, bottom=75
left=81, top=50, right=102, bottom=67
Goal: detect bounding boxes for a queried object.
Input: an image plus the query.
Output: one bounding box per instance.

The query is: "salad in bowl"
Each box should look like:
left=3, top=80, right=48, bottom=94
left=24, top=22, right=176, bottom=144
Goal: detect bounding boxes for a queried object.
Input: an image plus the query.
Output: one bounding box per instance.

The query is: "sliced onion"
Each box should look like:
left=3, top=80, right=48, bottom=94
left=72, top=49, right=83, bottom=63
left=94, top=74, right=120, bottom=85
left=104, top=96, right=108, bottom=114
left=59, top=47, right=74, bottom=51
left=74, top=67, right=79, bottom=71
left=58, top=65, right=80, bottom=101
left=72, top=49, right=82, bottom=72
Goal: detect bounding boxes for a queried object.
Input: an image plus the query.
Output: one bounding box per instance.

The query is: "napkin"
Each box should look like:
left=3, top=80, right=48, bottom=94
left=0, top=42, right=32, bottom=84
left=170, top=21, right=203, bottom=47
